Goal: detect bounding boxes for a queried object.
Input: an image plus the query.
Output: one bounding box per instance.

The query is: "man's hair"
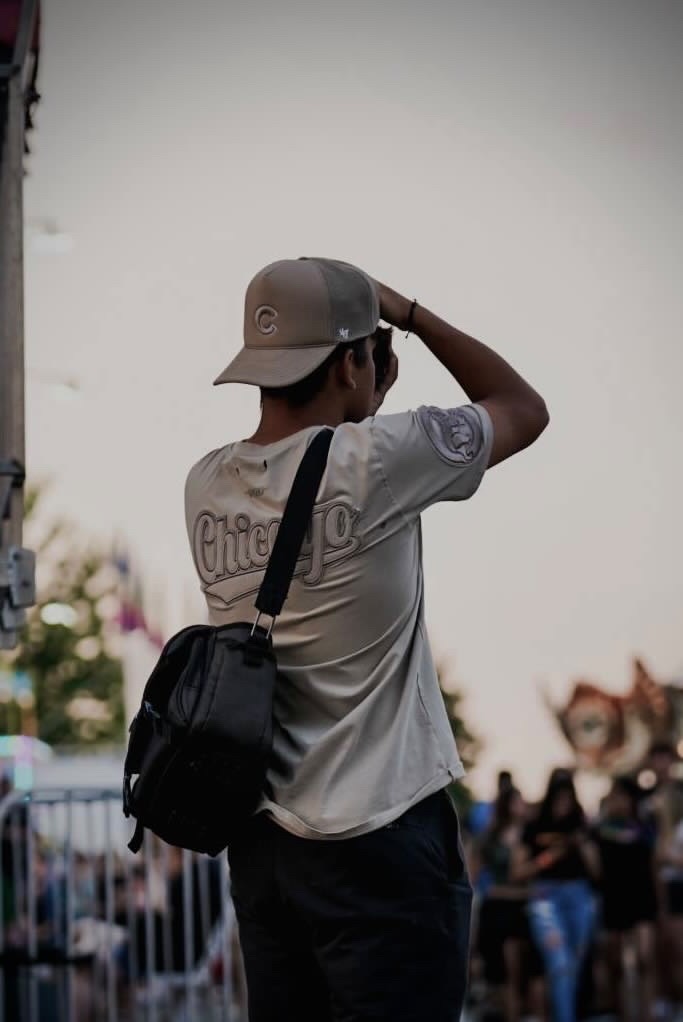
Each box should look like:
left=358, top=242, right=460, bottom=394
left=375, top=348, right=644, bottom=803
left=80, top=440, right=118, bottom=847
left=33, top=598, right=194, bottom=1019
left=260, top=337, right=370, bottom=409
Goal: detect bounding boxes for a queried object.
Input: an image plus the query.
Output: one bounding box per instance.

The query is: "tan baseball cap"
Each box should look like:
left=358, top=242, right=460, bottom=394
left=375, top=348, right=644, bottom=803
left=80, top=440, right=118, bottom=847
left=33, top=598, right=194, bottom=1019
left=213, top=257, right=380, bottom=388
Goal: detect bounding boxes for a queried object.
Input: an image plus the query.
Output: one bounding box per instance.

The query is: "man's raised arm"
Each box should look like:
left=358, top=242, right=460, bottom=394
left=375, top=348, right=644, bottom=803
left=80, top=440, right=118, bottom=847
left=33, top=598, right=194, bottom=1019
left=376, top=282, right=549, bottom=467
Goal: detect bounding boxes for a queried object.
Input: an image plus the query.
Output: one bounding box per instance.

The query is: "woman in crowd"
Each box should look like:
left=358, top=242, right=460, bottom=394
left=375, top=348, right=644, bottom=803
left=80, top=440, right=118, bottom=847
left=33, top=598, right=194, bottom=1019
left=471, top=785, right=543, bottom=1022
left=642, top=741, right=683, bottom=1017
left=512, top=770, right=598, bottom=1022
left=594, top=776, right=658, bottom=1022
left=658, top=794, right=683, bottom=1019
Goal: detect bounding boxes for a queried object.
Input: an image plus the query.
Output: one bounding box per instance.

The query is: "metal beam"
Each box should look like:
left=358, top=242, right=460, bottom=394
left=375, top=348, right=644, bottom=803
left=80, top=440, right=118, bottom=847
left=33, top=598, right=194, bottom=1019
left=0, top=0, right=39, bottom=647
left=0, top=71, right=26, bottom=533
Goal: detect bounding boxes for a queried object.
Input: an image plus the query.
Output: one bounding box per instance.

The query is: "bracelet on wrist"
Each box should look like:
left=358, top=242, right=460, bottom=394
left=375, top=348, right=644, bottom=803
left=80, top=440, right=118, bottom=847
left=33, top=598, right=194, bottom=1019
left=405, top=299, right=418, bottom=337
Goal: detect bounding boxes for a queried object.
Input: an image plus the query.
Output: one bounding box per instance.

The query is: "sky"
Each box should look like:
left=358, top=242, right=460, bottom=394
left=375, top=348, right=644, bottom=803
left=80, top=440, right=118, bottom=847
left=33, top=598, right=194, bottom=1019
left=22, top=0, right=683, bottom=799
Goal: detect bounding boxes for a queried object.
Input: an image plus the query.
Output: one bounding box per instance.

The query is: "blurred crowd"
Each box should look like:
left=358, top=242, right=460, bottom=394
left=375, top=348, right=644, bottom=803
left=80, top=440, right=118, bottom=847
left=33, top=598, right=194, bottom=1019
left=464, top=742, right=683, bottom=1022
left=0, top=786, right=242, bottom=1020
left=2, top=745, right=683, bottom=1022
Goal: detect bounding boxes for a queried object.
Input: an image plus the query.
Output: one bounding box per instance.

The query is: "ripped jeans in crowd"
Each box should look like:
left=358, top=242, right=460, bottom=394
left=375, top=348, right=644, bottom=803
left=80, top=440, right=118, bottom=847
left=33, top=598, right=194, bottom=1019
left=527, top=879, right=596, bottom=1022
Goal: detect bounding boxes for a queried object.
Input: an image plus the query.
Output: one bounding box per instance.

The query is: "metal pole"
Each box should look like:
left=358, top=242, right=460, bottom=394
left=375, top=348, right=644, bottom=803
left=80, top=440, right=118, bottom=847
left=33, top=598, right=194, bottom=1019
left=182, top=850, right=196, bottom=1022
left=143, top=830, right=158, bottom=1022
left=0, top=0, right=39, bottom=648
left=65, top=794, right=76, bottom=1022
left=220, top=858, right=233, bottom=1022
left=159, top=842, right=173, bottom=1012
left=0, top=791, right=28, bottom=1022
left=104, top=797, right=117, bottom=1022
left=86, top=798, right=106, bottom=1022
left=26, top=797, right=39, bottom=1022
left=0, top=70, right=25, bottom=650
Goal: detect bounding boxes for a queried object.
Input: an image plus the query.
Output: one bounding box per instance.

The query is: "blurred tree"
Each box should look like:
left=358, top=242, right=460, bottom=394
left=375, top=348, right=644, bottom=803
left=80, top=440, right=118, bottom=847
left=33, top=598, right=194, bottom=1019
left=0, top=487, right=124, bottom=747
left=438, top=662, right=482, bottom=813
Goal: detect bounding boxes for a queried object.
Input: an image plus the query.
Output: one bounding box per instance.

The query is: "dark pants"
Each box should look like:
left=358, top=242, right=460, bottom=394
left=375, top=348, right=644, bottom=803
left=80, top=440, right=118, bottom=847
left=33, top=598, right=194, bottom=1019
left=228, top=788, right=472, bottom=1022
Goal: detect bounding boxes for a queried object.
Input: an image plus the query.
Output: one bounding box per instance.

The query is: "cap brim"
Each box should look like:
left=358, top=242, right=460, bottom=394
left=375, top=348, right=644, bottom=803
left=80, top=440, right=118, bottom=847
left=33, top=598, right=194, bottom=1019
left=213, top=343, right=339, bottom=387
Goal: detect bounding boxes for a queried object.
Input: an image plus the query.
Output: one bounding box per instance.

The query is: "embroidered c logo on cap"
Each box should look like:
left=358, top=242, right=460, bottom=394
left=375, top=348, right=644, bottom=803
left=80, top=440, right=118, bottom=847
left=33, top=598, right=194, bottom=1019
left=255, top=305, right=278, bottom=336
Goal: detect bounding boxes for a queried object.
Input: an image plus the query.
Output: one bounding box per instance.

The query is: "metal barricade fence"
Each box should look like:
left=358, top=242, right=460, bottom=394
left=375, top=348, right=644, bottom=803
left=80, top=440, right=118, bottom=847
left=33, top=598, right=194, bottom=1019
left=0, top=788, right=245, bottom=1022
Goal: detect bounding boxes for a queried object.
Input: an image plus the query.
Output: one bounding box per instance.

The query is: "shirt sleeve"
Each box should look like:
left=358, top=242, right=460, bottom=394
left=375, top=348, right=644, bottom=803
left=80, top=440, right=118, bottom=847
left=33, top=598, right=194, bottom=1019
left=371, top=403, right=493, bottom=519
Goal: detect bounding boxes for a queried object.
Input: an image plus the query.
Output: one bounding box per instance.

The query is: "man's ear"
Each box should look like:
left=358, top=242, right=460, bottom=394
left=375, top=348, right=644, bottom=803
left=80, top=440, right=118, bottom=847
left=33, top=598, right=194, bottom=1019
left=336, top=348, right=357, bottom=390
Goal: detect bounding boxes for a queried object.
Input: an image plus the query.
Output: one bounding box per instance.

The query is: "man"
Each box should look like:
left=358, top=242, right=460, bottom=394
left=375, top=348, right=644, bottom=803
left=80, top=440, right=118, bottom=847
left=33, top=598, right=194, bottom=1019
left=185, top=257, right=548, bottom=1021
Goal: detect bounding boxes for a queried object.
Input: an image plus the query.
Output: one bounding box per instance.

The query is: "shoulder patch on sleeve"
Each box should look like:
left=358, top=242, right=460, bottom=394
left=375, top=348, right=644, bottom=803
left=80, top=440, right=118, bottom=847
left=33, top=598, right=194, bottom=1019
left=416, top=405, right=485, bottom=464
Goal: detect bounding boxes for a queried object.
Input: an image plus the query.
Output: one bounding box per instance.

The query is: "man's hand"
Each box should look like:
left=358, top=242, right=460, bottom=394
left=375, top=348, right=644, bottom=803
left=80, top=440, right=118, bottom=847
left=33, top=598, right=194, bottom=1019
left=375, top=281, right=412, bottom=331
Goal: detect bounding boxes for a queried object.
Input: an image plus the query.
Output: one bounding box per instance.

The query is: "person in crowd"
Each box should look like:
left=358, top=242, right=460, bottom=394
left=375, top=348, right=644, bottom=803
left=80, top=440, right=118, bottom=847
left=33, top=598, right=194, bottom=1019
left=647, top=742, right=683, bottom=839
left=467, top=769, right=517, bottom=840
left=594, top=776, right=658, bottom=1022
left=642, top=741, right=683, bottom=1018
left=120, top=846, right=224, bottom=978
left=512, top=770, right=598, bottom=1022
left=166, top=845, right=223, bottom=971
left=659, top=811, right=683, bottom=1020
left=471, top=785, right=543, bottom=1022
left=651, top=745, right=683, bottom=1021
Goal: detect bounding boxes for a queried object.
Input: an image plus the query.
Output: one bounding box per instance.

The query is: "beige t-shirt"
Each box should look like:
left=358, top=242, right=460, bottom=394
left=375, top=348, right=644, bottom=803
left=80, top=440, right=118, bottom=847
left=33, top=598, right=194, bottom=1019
left=185, top=403, right=493, bottom=839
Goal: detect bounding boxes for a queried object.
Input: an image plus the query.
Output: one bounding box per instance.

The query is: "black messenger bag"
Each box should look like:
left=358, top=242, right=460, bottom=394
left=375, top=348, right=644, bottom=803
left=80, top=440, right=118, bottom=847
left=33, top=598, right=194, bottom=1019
left=122, top=428, right=333, bottom=856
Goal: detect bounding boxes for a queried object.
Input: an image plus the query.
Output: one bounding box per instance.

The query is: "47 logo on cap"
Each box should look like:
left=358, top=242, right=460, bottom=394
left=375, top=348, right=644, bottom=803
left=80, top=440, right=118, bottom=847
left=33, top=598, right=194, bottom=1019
left=337, top=327, right=349, bottom=340
left=255, top=305, right=278, bottom=335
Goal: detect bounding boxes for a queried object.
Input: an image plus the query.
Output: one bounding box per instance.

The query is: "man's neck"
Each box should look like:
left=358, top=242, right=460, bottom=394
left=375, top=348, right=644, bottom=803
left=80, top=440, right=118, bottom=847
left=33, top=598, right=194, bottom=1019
left=245, top=396, right=344, bottom=446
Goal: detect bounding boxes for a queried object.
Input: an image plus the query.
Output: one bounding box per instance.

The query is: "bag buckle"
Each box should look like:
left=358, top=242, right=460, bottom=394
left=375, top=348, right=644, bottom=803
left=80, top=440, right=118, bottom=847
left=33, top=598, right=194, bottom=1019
left=251, top=611, right=274, bottom=639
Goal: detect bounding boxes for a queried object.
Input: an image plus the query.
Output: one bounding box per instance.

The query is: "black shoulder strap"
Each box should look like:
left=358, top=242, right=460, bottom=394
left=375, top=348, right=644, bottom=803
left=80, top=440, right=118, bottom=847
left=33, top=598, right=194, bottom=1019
left=255, top=429, right=333, bottom=619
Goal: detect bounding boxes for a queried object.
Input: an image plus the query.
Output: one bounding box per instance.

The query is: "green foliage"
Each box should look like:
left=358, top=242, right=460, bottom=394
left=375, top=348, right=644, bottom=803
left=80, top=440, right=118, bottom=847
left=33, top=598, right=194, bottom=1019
left=438, top=664, right=482, bottom=814
left=0, top=488, right=124, bottom=747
